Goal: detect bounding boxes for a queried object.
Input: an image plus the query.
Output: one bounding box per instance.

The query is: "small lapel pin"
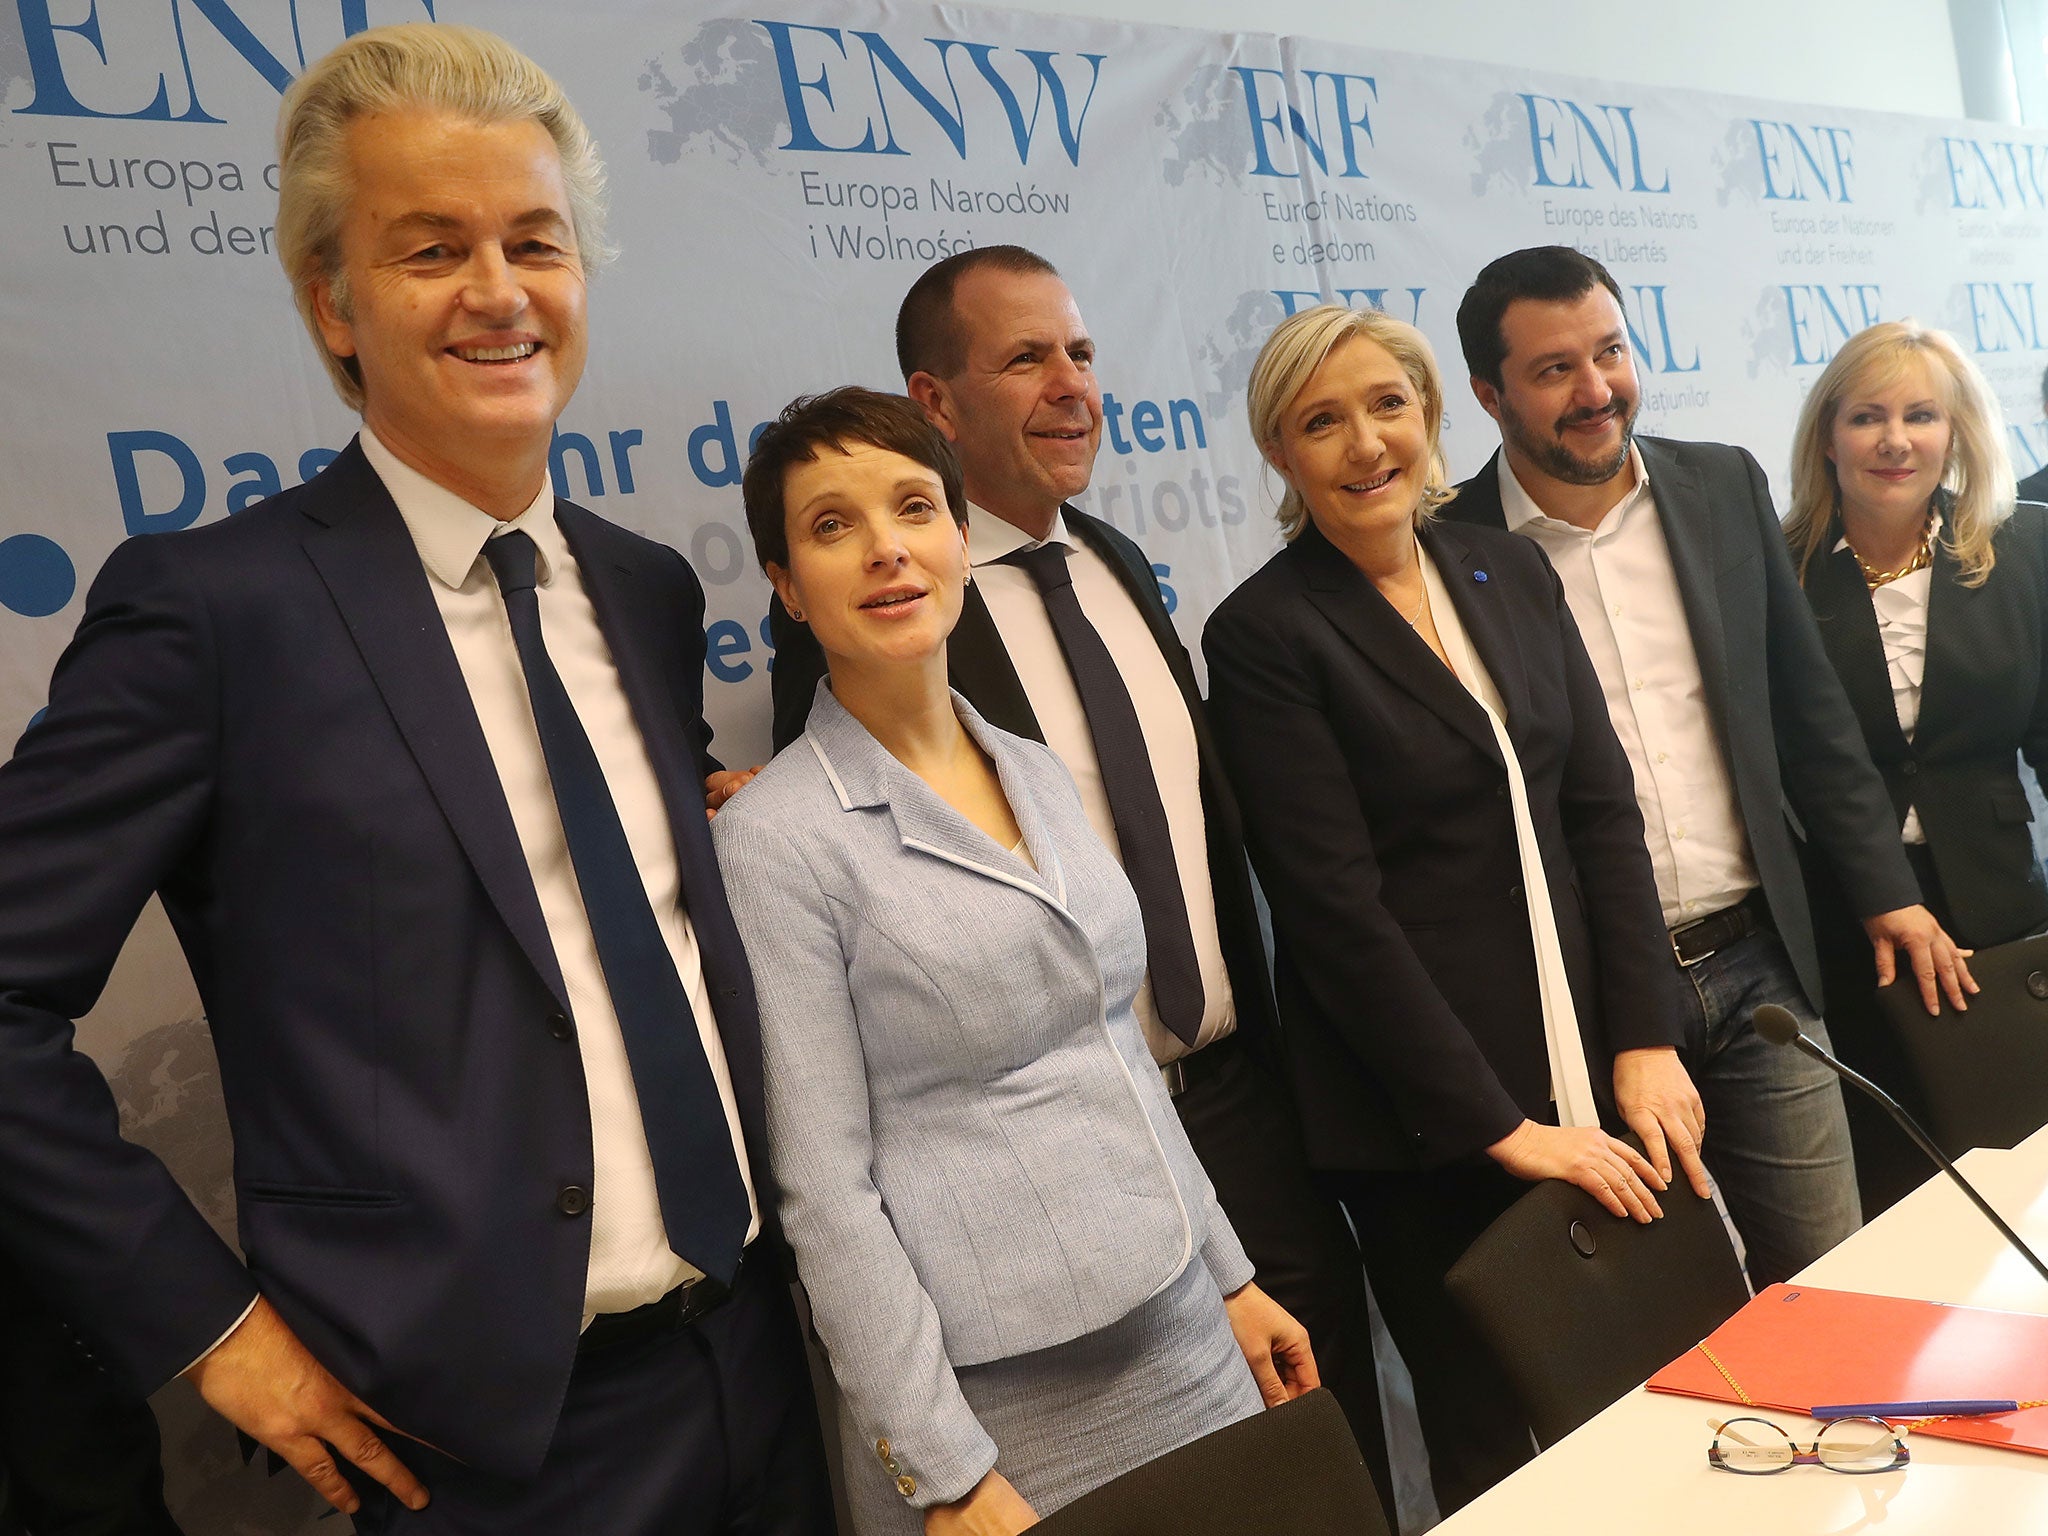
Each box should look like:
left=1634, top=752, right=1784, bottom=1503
left=1473, top=569, right=1489, bottom=583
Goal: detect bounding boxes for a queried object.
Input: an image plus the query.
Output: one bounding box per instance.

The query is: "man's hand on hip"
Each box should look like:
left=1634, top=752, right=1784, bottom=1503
left=1863, top=904, right=1977, bottom=1014
left=184, top=1295, right=428, bottom=1516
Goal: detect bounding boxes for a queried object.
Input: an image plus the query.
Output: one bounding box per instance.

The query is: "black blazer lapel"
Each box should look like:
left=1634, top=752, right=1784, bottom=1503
left=1807, top=539, right=1907, bottom=757
left=948, top=584, right=1043, bottom=742
left=1446, top=452, right=1511, bottom=530
left=1423, top=520, right=1533, bottom=740
left=1068, top=513, right=1194, bottom=689
left=558, top=507, right=707, bottom=852
left=1295, top=523, right=1501, bottom=765
left=1639, top=441, right=1735, bottom=731
left=1913, top=537, right=1968, bottom=743
left=297, top=443, right=570, bottom=1014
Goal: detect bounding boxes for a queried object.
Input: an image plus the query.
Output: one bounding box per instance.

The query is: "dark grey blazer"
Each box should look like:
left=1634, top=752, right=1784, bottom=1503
left=1802, top=500, right=2048, bottom=948
left=1445, top=437, right=1921, bottom=1016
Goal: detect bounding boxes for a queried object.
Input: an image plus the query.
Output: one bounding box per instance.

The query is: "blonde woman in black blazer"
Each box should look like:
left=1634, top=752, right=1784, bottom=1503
left=1203, top=306, right=1708, bottom=1515
left=1787, top=320, right=2048, bottom=1211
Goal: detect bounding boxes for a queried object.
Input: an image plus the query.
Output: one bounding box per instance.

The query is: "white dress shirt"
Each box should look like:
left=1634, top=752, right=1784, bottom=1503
left=1498, top=449, right=1760, bottom=928
left=363, top=429, right=759, bottom=1322
left=1835, top=516, right=1939, bottom=845
left=967, top=503, right=1234, bottom=1064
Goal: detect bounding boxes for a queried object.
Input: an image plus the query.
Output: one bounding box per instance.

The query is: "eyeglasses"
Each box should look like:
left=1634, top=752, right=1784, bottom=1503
left=1708, top=1416, right=1910, bottom=1475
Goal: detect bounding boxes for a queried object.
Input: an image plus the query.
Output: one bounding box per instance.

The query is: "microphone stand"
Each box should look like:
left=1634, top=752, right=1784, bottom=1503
left=1780, top=1031, right=2048, bottom=1287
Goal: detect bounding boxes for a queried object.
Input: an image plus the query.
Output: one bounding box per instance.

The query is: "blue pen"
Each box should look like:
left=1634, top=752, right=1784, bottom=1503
left=1811, top=1399, right=2020, bottom=1420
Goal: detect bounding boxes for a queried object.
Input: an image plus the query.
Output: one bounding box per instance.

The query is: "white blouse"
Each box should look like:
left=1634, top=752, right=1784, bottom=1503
left=1836, top=516, right=1939, bottom=846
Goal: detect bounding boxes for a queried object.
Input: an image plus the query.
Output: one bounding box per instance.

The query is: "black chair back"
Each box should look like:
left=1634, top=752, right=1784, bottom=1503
left=1874, top=931, right=2048, bottom=1155
left=1031, top=1388, right=1389, bottom=1536
left=1443, top=1168, right=1747, bottom=1447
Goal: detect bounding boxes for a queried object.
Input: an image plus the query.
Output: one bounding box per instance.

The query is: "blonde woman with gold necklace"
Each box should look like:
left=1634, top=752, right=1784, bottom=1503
left=1787, top=319, right=2048, bottom=1212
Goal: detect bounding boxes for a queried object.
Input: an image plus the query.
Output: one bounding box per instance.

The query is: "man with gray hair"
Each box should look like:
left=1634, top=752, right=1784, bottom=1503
left=0, top=24, right=828, bottom=1533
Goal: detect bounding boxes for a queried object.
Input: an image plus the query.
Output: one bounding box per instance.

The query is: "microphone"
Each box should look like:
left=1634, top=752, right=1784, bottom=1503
left=1752, top=1004, right=2048, bottom=1285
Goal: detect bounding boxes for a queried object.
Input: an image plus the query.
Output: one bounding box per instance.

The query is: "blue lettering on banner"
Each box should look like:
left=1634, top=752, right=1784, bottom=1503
left=1751, top=121, right=1855, bottom=204
left=1521, top=94, right=1670, bottom=194
left=549, top=425, right=645, bottom=499
left=1234, top=65, right=1378, bottom=180
left=0, top=534, right=78, bottom=618
left=1941, top=136, right=2048, bottom=211
left=1620, top=286, right=1701, bottom=373
left=1151, top=564, right=1176, bottom=616
left=1781, top=284, right=1884, bottom=366
left=704, top=618, right=754, bottom=683
left=1100, top=394, right=1207, bottom=456
left=756, top=20, right=1104, bottom=165
left=12, top=0, right=435, bottom=122
left=1272, top=286, right=1425, bottom=321
left=1963, top=282, right=2047, bottom=354
left=2011, top=420, right=2048, bottom=475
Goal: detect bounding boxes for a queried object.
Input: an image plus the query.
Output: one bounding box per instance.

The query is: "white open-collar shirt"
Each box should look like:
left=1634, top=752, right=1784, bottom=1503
left=1498, top=448, right=1760, bottom=928
left=965, top=502, right=1234, bottom=1064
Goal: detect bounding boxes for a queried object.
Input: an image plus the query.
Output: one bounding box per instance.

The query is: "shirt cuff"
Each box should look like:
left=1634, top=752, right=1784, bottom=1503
left=178, top=1295, right=259, bottom=1378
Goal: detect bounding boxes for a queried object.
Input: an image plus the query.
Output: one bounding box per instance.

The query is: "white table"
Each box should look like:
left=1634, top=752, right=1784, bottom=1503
left=1433, top=1125, right=2048, bottom=1533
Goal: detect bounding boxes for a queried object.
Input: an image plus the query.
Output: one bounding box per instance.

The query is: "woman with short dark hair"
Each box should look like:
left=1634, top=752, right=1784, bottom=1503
left=715, top=388, right=1316, bottom=1536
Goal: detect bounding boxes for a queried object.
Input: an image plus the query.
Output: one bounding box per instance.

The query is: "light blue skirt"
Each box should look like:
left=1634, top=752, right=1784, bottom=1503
left=839, top=1258, right=1264, bottom=1534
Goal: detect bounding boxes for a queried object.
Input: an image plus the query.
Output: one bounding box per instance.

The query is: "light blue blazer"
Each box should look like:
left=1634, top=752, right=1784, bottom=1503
left=713, top=685, right=1253, bottom=1508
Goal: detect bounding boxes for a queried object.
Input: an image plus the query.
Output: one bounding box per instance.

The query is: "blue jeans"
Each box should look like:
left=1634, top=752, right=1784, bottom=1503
left=1677, top=930, right=1862, bottom=1288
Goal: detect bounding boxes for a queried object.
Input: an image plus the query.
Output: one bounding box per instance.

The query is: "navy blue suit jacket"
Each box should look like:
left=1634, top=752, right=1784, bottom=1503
left=0, top=439, right=765, bottom=1480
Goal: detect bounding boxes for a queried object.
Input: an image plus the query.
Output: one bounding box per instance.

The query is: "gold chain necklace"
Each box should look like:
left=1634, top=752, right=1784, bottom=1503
left=1849, top=508, right=1937, bottom=590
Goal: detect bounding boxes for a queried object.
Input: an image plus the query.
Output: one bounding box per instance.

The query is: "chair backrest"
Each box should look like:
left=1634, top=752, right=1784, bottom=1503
left=1031, top=1387, right=1390, bottom=1536
left=1875, top=931, right=2048, bottom=1155
left=1443, top=1171, right=1748, bottom=1447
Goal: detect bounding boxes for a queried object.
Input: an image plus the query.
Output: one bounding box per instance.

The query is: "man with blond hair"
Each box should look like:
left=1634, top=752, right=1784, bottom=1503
left=0, top=25, right=829, bottom=1533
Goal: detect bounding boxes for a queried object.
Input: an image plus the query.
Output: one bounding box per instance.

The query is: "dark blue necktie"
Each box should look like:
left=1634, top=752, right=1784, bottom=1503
left=1002, top=542, right=1205, bottom=1045
left=484, top=529, right=749, bottom=1286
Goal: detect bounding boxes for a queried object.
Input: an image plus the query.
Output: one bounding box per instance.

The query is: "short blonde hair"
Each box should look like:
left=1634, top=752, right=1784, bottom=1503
left=1785, top=320, right=2013, bottom=587
left=276, top=23, right=613, bottom=410
left=1247, top=305, right=1454, bottom=541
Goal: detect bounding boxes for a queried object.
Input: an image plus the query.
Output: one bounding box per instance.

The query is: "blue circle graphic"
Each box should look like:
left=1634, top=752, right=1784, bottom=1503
left=0, top=535, right=78, bottom=618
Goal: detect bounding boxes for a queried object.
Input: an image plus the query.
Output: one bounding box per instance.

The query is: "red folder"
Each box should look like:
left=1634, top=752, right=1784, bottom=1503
left=1647, top=1284, right=2048, bottom=1457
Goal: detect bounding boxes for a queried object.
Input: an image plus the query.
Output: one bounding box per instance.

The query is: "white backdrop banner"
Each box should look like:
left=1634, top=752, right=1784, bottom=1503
left=8, top=1, right=2048, bottom=767
left=3, top=3, right=2048, bottom=1525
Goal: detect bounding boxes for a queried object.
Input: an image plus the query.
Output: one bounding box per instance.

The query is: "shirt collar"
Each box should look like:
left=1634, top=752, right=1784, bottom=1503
left=966, top=501, right=1071, bottom=567
left=359, top=425, right=560, bottom=591
left=1497, top=442, right=1650, bottom=536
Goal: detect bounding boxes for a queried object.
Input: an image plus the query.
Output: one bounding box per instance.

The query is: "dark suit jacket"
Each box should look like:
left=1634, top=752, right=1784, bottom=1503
left=1446, top=438, right=1920, bottom=1015
left=768, top=506, right=1279, bottom=1045
left=2017, top=465, right=2048, bottom=505
left=1202, top=519, right=1683, bottom=1173
left=0, top=440, right=765, bottom=1481
left=1802, top=500, right=2048, bottom=948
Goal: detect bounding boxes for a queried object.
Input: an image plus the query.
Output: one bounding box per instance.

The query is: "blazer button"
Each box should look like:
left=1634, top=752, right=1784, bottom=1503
left=1508, top=884, right=1524, bottom=903
left=1497, top=782, right=1510, bottom=799
left=556, top=1184, right=591, bottom=1217
left=876, top=1439, right=892, bottom=1464
left=547, top=1011, right=574, bottom=1041
left=897, top=1475, right=918, bottom=1499
left=1902, top=761, right=1919, bottom=777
